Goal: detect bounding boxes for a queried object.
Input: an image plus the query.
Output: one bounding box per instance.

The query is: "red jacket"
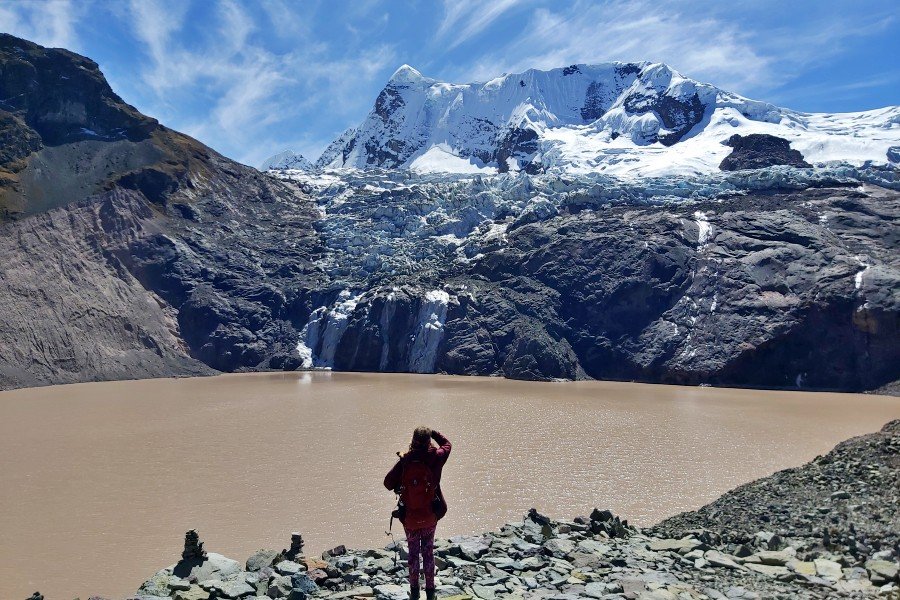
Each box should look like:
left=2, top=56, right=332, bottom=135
left=384, top=430, right=452, bottom=529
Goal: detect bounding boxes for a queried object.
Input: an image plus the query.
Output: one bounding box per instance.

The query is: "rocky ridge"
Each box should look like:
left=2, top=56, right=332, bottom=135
left=118, top=420, right=899, bottom=600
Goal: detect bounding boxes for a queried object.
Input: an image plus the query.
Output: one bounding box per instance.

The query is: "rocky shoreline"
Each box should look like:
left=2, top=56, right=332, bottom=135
left=29, top=420, right=896, bottom=600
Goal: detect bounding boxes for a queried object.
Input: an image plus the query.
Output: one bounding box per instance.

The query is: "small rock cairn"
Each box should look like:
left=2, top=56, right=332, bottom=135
left=181, top=529, right=207, bottom=561
left=283, top=531, right=305, bottom=560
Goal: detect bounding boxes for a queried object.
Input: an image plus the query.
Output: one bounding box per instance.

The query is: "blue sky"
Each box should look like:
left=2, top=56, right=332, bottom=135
left=2, top=0, right=898, bottom=167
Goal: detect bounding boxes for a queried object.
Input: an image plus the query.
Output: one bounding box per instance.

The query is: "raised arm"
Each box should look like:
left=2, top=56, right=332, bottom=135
left=432, top=430, right=451, bottom=463
left=384, top=458, right=403, bottom=492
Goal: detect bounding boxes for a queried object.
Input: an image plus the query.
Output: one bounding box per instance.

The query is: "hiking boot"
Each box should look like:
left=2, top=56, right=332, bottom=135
left=425, top=588, right=436, bottom=600
left=409, top=585, right=420, bottom=600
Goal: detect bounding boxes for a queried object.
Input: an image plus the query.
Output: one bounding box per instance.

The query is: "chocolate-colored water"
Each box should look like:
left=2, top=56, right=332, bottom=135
left=1, top=372, right=898, bottom=599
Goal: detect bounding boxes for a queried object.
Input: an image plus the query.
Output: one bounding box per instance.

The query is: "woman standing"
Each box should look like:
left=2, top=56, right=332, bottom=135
left=384, top=427, right=452, bottom=600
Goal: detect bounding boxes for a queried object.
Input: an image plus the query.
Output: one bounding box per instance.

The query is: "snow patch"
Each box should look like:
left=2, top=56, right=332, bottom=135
left=694, top=211, right=713, bottom=249
left=854, top=256, right=871, bottom=290
left=409, top=144, right=496, bottom=174
left=408, top=290, right=450, bottom=373
left=296, top=290, right=362, bottom=368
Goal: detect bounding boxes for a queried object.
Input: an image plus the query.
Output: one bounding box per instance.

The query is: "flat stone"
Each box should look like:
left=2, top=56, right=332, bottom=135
left=746, top=563, right=789, bottom=578
left=648, top=538, right=700, bottom=553
left=330, top=586, right=375, bottom=599
left=705, top=550, right=744, bottom=570
left=275, top=560, right=305, bottom=576
left=752, top=549, right=795, bottom=566
left=175, top=553, right=243, bottom=582
left=865, top=559, right=899, bottom=584
left=446, top=556, right=477, bottom=568
left=813, top=558, right=843, bottom=580
left=173, top=586, right=210, bottom=600
left=582, top=582, right=611, bottom=598
left=787, top=560, right=816, bottom=576
left=374, top=584, right=408, bottom=600
left=542, top=538, right=576, bottom=558
left=247, top=549, right=281, bottom=572
left=451, top=536, right=491, bottom=561
left=267, top=575, right=293, bottom=599
left=168, top=579, right=192, bottom=591
left=471, top=584, right=503, bottom=600
left=576, top=540, right=610, bottom=556
left=222, top=581, right=257, bottom=598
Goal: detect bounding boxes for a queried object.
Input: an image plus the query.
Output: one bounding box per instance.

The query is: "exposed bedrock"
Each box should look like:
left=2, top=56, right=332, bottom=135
left=0, top=189, right=212, bottom=389
left=720, top=133, right=812, bottom=171
left=286, top=185, right=899, bottom=390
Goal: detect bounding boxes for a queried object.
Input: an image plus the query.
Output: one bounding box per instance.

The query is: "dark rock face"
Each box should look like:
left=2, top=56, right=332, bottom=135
left=622, top=91, right=706, bottom=145
left=374, top=85, right=404, bottom=124
left=493, top=127, right=541, bottom=173
left=888, top=145, right=900, bottom=163
left=720, top=134, right=812, bottom=171
left=0, top=34, right=155, bottom=146
left=654, top=93, right=706, bottom=146
left=580, top=81, right=607, bottom=121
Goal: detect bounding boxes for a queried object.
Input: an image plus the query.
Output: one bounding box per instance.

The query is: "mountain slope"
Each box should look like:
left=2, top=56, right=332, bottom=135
left=0, top=34, right=321, bottom=389
left=311, top=62, right=900, bottom=176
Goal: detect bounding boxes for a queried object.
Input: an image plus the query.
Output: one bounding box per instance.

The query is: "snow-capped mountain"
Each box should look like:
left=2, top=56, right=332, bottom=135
left=310, top=62, right=900, bottom=176
left=260, top=150, right=312, bottom=171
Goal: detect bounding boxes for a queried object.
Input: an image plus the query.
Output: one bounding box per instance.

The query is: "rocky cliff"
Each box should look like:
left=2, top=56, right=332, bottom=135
left=0, top=34, right=322, bottom=388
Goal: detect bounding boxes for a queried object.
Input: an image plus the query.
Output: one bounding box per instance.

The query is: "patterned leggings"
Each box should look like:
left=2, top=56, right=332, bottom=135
left=405, top=526, right=436, bottom=589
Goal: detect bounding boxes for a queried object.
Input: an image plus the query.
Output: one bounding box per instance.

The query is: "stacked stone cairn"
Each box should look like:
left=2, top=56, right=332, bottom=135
left=183, top=530, right=208, bottom=561
left=284, top=533, right=305, bottom=560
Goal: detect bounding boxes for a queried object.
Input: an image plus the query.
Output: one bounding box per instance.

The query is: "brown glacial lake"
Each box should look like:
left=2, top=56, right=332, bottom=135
left=1, top=372, right=898, bottom=599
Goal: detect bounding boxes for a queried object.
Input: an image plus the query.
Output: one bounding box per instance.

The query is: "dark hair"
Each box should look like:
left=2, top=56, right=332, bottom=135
left=410, top=426, right=432, bottom=452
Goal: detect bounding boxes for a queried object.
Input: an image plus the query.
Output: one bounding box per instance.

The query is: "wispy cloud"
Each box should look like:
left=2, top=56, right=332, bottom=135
left=443, top=0, right=897, bottom=98
left=436, top=0, right=529, bottom=50
left=123, top=0, right=396, bottom=166
left=0, top=0, right=82, bottom=50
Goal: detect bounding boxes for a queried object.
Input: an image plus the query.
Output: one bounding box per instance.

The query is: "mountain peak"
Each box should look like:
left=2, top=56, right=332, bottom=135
left=311, top=60, right=900, bottom=176
left=388, top=64, right=426, bottom=86
left=260, top=150, right=312, bottom=171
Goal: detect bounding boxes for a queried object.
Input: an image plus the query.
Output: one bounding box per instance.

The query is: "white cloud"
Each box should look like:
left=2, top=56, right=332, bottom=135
left=436, top=0, right=529, bottom=50
left=443, top=0, right=896, bottom=98
left=123, top=0, right=396, bottom=165
left=0, top=0, right=81, bottom=50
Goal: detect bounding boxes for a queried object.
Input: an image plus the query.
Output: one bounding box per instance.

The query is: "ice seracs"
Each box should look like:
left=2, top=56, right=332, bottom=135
left=283, top=61, right=900, bottom=177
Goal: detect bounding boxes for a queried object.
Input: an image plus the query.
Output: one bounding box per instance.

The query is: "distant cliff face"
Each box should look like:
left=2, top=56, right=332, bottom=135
left=0, top=34, right=898, bottom=393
